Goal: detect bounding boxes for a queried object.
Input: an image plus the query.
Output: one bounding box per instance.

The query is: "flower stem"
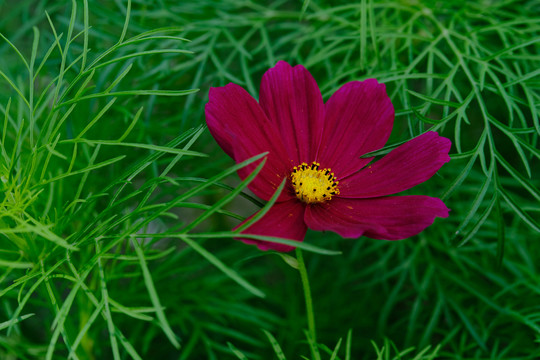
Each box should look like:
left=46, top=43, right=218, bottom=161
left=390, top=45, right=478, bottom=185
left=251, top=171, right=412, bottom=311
left=296, top=248, right=319, bottom=357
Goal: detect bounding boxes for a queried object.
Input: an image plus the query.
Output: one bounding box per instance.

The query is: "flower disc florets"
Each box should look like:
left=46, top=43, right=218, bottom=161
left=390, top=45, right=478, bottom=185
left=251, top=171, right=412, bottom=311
left=291, top=162, right=340, bottom=204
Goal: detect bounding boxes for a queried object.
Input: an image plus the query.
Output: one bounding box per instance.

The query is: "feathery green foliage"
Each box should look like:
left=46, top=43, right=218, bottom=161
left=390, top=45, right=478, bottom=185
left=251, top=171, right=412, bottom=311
left=1, top=0, right=539, bottom=359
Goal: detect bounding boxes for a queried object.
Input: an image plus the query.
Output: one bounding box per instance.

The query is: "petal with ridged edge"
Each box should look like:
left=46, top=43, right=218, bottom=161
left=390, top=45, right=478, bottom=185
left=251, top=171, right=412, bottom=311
left=317, top=80, right=394, bottom=178
left=235, top=199, right=307, bottom=252
left=259, top=61, right=325, bottom=164
left=205, top=83, right=294, bottom=201
left=339, top=132, right=451, bottom=198
left=304, top=196, right=449, bottom=240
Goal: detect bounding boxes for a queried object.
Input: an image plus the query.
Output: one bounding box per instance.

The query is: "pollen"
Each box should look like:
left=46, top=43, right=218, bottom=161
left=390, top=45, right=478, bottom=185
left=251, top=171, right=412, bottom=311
left=291, top=162, right=340, bottom=204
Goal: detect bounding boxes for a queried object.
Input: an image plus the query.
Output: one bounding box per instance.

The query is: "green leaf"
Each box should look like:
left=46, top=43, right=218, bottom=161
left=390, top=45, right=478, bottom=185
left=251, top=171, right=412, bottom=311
left=0, top=314, right=34, bottom=331
left=177, top=235, right=266, bottom=298
left=262, top=329, right=287, bottom=360
left=132, top=238, right=181, bottom=348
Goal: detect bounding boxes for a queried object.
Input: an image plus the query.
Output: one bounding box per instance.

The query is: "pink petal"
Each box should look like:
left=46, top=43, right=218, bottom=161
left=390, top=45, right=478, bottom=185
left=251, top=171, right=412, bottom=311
left=339, top=132, right=451, bottom=198
left=317, top=80, right=394, bottom=178
left=304, top=196, right=449, bottom=240
left=235, top=199, right=307, bottom=252
left=259, top=61, right=325, bottom=164
left=205, top=83, right=294, bottom=201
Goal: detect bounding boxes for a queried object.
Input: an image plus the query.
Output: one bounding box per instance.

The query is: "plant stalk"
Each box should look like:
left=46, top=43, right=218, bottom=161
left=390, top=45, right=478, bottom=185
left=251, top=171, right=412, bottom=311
left=296, top=248, right=319, bottom=359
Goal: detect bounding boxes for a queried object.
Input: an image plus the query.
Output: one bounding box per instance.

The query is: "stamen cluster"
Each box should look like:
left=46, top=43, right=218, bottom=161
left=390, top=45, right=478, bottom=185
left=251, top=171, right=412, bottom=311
left=291, top=162, right=340, bottom=204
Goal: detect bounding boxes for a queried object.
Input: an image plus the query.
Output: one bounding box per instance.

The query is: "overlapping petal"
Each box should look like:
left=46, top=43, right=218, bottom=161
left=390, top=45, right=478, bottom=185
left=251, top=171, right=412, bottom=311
left=317, top=80, right=394, bottom=178
left=339, top=132, right=451, bottom=198
left=259, top=61, right=325, bottom=164
left=205, top=83, right=293, bottom=201
left=235, top=200, right=307, bottom=252
left=304, top=196, right=449, bottom=240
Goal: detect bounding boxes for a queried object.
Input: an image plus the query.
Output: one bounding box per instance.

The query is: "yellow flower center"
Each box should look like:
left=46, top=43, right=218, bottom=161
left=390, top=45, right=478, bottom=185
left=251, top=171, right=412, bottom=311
left=291, top=162, right=340, bottom=204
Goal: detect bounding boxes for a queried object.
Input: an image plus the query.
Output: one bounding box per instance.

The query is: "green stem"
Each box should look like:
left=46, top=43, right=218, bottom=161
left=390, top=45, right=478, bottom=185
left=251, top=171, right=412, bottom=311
left=296, top=248, right=318, bottom=356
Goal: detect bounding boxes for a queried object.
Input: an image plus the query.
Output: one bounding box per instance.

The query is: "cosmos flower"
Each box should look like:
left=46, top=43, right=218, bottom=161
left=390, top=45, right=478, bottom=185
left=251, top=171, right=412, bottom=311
left=205, top=61, right=451, bottom=252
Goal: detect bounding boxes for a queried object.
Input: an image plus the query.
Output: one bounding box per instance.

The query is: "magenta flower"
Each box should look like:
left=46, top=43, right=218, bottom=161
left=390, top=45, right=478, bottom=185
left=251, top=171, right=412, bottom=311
left=206, top=61, right=451, bottom=252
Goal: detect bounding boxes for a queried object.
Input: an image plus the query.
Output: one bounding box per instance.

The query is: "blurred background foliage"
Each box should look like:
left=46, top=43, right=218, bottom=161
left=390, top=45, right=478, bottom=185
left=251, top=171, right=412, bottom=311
left=0, top=0, right=539, bottom=359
